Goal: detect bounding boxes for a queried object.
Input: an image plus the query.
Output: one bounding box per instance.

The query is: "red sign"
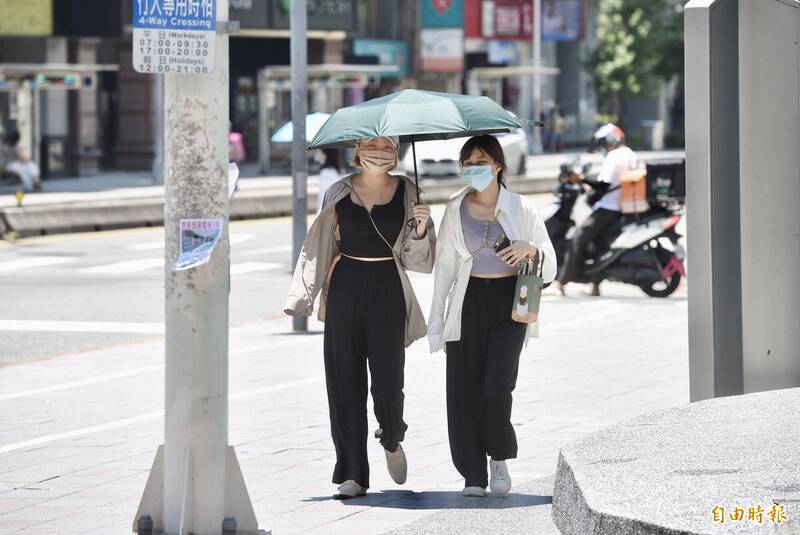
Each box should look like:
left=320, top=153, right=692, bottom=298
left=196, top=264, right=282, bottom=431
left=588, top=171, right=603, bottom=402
left=494, top=0, right=532, bottom=39
left=465, top=0, right=533, bottom=40
left=466, top=0, right=586, bottom=41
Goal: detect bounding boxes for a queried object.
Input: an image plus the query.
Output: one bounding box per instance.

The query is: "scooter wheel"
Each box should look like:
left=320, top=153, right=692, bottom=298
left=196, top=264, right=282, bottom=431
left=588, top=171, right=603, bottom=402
left=639, top=272, right=682, bottom=298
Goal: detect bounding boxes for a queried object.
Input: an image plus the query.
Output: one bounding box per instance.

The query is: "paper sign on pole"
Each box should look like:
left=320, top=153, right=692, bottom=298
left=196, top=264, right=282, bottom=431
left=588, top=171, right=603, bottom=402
left=133, top=0, right=217, bottom=75
left=174, top=218, right=223, bottom=271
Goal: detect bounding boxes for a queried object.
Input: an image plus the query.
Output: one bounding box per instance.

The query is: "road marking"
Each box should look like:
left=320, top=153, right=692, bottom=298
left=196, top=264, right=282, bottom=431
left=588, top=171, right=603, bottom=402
left=127, top=233, right=256, bottom=251
left=0, top=377, right=322, bottom=455
left=0, top=365, right=164, bottom=401
left=81, top=258, right=165, bottom=274
left=0, top=257, right=74, bottom=273
left=0, top=411, right=163, bottom=455
left=233, top=233, right=258, bottom=245
left=230, top=337, right=315, bottom=355
left=243, top=245, right=292, bottom=256
left=127, top=241, right=164, bottom=251
left=0, top=320, right=165, bottom=334
left=0, top=338, right=316, bottom=401
left=230, top=261, right=283, bottom=275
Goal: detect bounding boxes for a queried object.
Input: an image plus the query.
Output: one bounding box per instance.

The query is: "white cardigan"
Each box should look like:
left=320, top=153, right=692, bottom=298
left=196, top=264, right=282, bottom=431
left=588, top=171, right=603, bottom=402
left=428, top=187, right=557, bottom=353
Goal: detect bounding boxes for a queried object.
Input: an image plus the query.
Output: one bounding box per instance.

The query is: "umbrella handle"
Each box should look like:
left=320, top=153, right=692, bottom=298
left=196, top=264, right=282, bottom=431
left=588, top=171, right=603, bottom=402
left=411, top=137, right=420, bottom=204
left=407, top=137, right=422, bottom=228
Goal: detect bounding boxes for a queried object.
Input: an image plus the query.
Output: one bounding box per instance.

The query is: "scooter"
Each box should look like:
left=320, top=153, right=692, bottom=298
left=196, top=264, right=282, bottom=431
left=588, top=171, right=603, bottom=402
left=543, top=159, right=686, bottom=298
left=543, top=159, right=590, bottom=266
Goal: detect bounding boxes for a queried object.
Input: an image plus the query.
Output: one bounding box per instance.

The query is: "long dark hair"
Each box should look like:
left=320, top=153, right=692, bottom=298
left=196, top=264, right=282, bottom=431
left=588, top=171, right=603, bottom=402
left=321, top=148, right=342, bottom=173
left=458, top=135, right=508, bottom=185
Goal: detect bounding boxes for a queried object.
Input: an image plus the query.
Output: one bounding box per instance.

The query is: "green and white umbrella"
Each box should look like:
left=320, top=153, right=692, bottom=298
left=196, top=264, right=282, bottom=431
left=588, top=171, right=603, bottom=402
left=308, top=89, right=533, bottom=203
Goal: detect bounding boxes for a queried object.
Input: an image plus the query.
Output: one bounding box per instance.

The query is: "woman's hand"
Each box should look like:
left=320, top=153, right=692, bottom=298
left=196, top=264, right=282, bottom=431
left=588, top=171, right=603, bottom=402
left=413, top=203, right=431, bottom=238
left=497, top=241, right=538, bottom=267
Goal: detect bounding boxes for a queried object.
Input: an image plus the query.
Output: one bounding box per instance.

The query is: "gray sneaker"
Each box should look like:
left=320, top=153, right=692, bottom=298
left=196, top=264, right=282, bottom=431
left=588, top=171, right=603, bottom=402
left=489, top=459, right=511, bottom=495
left=385, top=444, right=407, bottom=484
left=462, top=486, right=487, bottom=497
left=334, top=480, right=366, bottom=500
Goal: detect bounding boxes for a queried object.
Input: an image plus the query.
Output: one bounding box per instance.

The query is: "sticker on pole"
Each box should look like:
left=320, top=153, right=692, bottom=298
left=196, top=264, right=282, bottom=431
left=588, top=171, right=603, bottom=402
left=133, top=0, right=216, bottom=75
left=174, top=218, right=223, bottom=271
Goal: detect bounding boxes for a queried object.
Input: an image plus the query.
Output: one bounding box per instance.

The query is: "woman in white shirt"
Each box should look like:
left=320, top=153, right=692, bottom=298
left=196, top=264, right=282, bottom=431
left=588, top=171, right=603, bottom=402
left=317, top=148, right=343, bottom=214
left=429, top=135, right=556, bottom=497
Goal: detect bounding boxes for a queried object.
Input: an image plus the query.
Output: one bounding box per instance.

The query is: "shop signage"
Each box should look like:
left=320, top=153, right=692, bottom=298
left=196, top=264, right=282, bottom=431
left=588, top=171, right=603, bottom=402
left=230, top=0, right=270, bottom=29
left=421, top=0, right=464, bottom=28
left=352, top=39, right=410, bottom=78
left=271, top=0, right=356, bottom=31
left=420, top=28, right=464, bottom=72
left=0, top=0, right=51, bottom=36
left=466, top=0, right=584, bottom=41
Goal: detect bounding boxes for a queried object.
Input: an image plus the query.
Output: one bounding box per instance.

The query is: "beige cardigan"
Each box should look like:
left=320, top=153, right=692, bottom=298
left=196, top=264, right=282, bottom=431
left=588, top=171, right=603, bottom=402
left=284, top=174, right=436, bottom=347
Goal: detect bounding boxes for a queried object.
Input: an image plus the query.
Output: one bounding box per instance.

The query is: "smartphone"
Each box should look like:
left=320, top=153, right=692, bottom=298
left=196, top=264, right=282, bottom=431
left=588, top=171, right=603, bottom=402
left=493, top=234, right=511, bottom=253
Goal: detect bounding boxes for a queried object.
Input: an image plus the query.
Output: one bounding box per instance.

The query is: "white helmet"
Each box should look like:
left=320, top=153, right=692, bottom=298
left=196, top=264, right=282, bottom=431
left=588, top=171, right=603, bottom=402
left=591, top=123, right=625, bottom=151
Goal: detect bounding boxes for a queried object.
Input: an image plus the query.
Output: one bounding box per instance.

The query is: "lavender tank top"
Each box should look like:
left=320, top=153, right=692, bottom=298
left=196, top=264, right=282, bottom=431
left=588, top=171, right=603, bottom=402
left=460, top=201, right=517, bottom=275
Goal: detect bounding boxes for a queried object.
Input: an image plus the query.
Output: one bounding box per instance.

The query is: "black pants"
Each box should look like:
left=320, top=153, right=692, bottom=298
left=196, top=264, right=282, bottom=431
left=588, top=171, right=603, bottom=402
left=323, top=256, right=407, bottom=489
left=446, top=277, right=527, bottom=488
left=557, top=207, right=620, bottom=284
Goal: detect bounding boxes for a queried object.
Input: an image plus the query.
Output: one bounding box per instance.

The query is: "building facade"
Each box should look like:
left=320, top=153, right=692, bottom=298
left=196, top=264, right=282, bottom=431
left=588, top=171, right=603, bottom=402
left=0, top=0, right=678, bottom=180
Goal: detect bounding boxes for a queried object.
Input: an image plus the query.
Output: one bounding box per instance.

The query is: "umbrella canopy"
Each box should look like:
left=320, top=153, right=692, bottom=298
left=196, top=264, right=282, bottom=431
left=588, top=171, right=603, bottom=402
left=271, top=112, right=331, bottom=143
left=307, top=89, right=524, bottom=150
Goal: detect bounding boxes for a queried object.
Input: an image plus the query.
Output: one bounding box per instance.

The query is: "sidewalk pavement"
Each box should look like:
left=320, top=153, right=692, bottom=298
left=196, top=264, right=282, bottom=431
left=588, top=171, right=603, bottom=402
left=0, top=271, right=688, bottom=534
left=0, top=151, right=684, bottom=237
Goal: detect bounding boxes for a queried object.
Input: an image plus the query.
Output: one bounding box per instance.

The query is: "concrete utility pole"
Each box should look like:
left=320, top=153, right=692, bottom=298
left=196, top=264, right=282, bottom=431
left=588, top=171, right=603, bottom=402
left=134, top=1, right=262, bottom=533
left=152, top=74, right=164, bottom=182
left=291, top=0, right=308, bottom=332
left=531, top=0, right=544, bottom=154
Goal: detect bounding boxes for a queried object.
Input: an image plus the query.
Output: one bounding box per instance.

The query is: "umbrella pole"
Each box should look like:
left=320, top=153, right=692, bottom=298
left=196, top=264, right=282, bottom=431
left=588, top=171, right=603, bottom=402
left=411, top=136, right=420, bottom=204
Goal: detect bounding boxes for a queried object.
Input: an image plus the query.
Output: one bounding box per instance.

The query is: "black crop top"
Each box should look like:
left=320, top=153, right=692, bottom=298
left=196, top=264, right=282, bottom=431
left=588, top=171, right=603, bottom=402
left=336, top=181, right=405, bottom=258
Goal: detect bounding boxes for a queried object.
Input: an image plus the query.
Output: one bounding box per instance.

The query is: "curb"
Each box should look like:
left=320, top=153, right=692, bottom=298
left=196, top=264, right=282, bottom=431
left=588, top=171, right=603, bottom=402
left=0, top=177, right=557, bottom=237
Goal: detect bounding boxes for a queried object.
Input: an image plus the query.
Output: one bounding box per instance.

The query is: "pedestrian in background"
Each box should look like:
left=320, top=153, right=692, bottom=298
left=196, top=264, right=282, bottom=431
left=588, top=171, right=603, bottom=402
left=3, top=131, right=41, bottom=193
left=429, top=135, right=556, bottom=498
left=550, top=106, right=566, bottom=153
left=317, top=148, right=342, bottom=214
left=285, top=136, right=435, bottom=499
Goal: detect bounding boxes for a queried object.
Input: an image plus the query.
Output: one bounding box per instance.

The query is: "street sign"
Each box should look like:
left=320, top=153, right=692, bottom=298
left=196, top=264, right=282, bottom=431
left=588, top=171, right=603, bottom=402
left=132, top=0, right=216, bottom=75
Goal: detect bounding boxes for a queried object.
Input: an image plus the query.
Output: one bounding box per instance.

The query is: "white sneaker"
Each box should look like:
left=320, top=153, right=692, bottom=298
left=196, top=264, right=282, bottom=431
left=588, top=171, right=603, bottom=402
left=385, top=444, right=407, bottom=484
left=462, top=486, right=487, bottom=497
left=334, top=480, right=366, bottom=499
left=489, top=459, right=512, bottom=495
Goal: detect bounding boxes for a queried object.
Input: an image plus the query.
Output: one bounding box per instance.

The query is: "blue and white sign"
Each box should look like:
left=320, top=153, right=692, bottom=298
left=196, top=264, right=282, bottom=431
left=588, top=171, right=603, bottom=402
left=133, top=0, right=217, bottom=74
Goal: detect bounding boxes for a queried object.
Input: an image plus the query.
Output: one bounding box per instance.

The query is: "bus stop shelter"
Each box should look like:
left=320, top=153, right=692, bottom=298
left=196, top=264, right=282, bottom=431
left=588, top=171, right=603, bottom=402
left=0, top=63, right=118, bottom=178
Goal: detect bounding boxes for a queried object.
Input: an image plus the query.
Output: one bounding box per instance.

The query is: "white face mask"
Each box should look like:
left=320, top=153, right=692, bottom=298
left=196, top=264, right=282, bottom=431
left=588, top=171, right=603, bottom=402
left=461, top=165, right=496, bottom=192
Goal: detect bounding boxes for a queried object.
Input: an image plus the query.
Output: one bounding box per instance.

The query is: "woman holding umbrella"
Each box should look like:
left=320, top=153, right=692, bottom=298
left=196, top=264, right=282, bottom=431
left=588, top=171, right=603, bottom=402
left=429, top=135, right=556, bottom=497
left=284, top=135, right=434, bottom=499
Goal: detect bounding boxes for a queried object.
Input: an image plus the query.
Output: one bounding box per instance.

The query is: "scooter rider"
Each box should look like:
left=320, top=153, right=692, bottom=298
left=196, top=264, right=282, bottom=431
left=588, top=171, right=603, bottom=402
left=555, top=124, right=637, bottom=296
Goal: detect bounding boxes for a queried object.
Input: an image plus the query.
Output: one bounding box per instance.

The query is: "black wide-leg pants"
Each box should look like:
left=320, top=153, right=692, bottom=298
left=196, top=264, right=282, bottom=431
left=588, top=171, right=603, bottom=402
left=323, top=256, right=407, bottom=489
left=446, top=276, right=527, bottom=488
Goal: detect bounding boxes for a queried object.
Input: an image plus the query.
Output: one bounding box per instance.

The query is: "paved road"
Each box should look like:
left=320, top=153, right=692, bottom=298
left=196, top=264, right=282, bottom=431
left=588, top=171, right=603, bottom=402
left=0, top=214, right=306, bottom=365
left=0, top=188, right=686, bottom=366
left=0, top=193, right=690, bottom=534
left=1, top=192, right=584, bottom=365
